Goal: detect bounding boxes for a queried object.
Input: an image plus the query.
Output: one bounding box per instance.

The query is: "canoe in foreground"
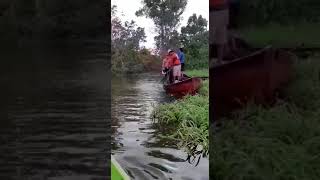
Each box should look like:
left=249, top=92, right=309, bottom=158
left=164, top=75, right=203, bottom=98
left=111, top=156, right=130, bottom=180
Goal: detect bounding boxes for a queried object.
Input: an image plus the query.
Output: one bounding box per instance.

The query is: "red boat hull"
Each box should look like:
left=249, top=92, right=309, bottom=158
left=211, top=46, right=295, bottom=120
left=164, top=77, right=203, bottom=98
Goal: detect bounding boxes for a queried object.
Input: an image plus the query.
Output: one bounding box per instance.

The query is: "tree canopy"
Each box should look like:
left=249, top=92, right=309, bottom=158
left=136, top=0, right=188, bottom=54
left=112, top=5, right=158, bottom=74
left=180, top=14, right=208, bottom=69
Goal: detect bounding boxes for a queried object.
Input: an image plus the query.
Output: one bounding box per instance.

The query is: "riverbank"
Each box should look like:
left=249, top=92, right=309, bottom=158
left=239, top=23, right=320, bottom=48
left=211, top=56, right=320, bottom=179
left=183, top=69, right=208, bottom=77
left=152, top=69, right=209, bottom=156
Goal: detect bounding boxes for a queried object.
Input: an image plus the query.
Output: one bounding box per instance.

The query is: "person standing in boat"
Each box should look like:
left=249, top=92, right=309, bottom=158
left=162, top=53, right=173, bottom=83
left=209, top=0, right=229, bottom=65
left=164, top=49, right=181, bottom=83
left=178, top=47, right=185, bottom=72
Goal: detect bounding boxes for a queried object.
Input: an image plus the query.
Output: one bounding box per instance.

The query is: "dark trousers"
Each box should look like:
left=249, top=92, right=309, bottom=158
left=229, top=3, right=239, bottom=29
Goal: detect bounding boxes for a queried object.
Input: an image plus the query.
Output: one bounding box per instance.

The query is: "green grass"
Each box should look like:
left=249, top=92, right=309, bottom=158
left=152, top=79, right=209, bottom=156
left=198, top=80, right=209, bottom=97
left=211, top=56, right=320, bottom=180
left=185, top=69, right=208, bottom=77
left=239, top=23, right=320, bottom=48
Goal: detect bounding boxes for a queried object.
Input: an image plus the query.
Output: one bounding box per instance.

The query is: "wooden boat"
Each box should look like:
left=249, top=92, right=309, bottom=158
left=111, top=155, right=130, bottom=180
left=163, top=74, right=203, bottom=98
left=210, top=46, right=296, bottom=120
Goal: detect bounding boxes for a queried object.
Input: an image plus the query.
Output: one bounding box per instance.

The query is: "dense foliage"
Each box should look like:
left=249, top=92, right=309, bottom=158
left=238, top=0, right=320, bottom=26
left=111, top=5, right=160, bottom=74
left=136, top=0, right=187, bottom=54
left=0, top=0, right=107, bottom=39
left=180, top=14, right=208, bottom=69
left=136, top=1, right=208, bottom=70
left=112, top=3, right=208, bottom=73
left=239, top=23, right=320, bottom=48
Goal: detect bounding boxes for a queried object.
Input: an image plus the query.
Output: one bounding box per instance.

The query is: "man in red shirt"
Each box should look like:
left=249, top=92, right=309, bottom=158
left=209, top=0, right=229, bottom=65
left=162, top=49, right=181, bottom=83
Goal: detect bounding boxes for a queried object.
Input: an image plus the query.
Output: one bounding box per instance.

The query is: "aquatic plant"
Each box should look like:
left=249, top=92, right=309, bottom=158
left=152, top=79, right=209, bottom=158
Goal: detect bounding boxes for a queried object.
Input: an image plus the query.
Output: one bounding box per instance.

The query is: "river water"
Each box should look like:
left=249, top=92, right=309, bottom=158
left=0, top=42, right=109, bottom=180
left=112, top=73, right=209, bottom=180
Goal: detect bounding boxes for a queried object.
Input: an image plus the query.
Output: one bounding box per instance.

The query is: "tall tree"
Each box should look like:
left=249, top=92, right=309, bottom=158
left=112, top=5, right=147, bottom=74
left=180, top=14, right=208, bottom=46
left=180, top=14, right=208, bottom=68
left=136, top=0, right=187, bottom=54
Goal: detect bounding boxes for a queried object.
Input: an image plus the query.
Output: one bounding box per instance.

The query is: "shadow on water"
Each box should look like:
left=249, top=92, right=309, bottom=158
left=0, top=42, right=109, bottom=180
left=112, top=74, right=209, bottom=180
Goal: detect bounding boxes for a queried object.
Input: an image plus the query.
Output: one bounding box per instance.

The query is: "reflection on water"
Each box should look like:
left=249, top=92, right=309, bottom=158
left=0, top=43, right=109, bottom=180
left=112, top=73, right=209, bottom=180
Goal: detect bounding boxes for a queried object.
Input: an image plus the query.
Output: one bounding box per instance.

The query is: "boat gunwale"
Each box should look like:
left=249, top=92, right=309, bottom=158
left=111, top=155, right=131, bottom=180
left=211, top=45, right=273, bottom=69
left=163, top=76, right=201, bottom=88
